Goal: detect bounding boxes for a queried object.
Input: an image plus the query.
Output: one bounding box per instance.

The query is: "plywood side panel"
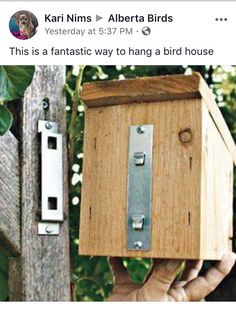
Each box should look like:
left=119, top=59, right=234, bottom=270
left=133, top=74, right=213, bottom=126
left=201, top=101, right=233, bottom=259
left=80, top=99, right=202, bottom=259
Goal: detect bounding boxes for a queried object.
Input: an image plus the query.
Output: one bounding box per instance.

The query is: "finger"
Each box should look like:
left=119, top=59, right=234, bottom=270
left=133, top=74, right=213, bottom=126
left=181, top=260, right=203, bottom=282
left=174, top=260, right=203, bottom=287
left=184, top=252, right=236, bottom=301
left=108, top=257, right=132, bottom=285
left=142, top=259, right=155, bottom=284
left=140, top=259, right=183, bottom=299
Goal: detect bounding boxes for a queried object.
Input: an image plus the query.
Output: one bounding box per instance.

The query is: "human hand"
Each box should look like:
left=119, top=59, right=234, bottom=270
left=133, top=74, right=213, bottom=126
left=107, top=253, right=236, bottom=301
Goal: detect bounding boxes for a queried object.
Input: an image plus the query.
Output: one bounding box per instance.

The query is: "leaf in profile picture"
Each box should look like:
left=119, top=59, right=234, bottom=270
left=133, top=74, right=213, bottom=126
left=0, top=105, right=13, bottom=135
left=0, top=66, right=35, bottom=101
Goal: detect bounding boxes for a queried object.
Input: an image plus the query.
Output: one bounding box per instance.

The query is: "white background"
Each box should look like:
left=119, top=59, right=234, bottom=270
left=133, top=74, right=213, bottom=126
left=0, top=1, right=235, bottom=64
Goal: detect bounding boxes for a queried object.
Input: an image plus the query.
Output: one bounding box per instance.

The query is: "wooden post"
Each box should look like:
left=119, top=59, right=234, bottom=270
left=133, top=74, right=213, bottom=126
left=0, top=131, right=20, bottom=256
left=9, top=66, right=71, bottom=301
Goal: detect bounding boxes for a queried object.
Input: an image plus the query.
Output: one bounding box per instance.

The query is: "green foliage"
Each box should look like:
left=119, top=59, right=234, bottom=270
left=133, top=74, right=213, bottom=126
left=0, top=105, right=13, bottom=136
left=0, top=66, right=35, bottom=135
left=73, top=256, right=113, bottom=301
left=0, top=66, right=35, bottom=101
left=0, top=252, right=8, bottom=301
left=124, top=258, right=151, bottom=283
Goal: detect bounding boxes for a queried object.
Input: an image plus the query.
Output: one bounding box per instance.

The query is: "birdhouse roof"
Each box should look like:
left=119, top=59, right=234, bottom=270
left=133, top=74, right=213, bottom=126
left=81, top=73, right=236, bottom=164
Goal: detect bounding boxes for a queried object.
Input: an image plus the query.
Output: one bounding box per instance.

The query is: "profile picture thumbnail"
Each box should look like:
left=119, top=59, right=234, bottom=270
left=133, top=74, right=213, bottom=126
left=9, top=10, right=38, bottom=40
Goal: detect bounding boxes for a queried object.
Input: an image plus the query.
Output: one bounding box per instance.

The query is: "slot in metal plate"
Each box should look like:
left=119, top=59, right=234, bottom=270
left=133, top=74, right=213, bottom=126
left=38, top=120, right=63, bottom=222
left=127, top=125, right=153, bottom=251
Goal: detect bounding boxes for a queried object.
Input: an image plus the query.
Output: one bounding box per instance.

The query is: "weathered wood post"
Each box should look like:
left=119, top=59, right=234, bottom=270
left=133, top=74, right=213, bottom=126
left=8, top=66, right=71, bottom=301
left=0, top=131, right=20, bottom=256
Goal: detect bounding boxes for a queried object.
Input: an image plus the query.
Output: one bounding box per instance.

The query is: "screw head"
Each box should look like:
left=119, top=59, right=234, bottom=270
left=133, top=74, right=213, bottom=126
left=42, top=100, right=49, bottom=110
left=134, top=241, right=143, bottom=249
left=45, top=122, right=53, bottom=130
left=137, top=126, right=145, bottom=134
left=45, top=225, right=54, bottom=234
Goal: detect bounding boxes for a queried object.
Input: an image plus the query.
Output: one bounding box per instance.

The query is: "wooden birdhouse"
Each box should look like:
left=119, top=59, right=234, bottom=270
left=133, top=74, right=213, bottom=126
left=79, top=73, right=236, bottom=260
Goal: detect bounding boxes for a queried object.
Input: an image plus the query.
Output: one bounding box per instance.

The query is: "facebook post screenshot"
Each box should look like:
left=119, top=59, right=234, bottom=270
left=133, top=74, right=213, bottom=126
left=0, top=0, right=236, bottom=305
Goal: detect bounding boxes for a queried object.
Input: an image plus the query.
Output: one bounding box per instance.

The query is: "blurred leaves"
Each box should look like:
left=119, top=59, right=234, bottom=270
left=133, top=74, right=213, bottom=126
left=0, top=252, right=8, bottom=301
left=0, top=66, right=35, bottom=102
left=0, top=65, right=35, bottom=135
left=124, top=258, right=151, bottom=283
left=0, top=105, right=13, bottom=135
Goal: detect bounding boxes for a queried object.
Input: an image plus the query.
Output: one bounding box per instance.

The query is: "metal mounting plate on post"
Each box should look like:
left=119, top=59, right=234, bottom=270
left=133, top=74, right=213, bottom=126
left=127, top=125, right=153, bottom=250
left=38, top=120, right=63, bottom=235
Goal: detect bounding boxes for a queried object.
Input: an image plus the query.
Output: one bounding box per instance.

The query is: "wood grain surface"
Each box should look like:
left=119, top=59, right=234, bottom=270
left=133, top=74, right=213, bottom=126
left=200, top=102, right=233, bottom=259
left=0, top=131, right=20, bottom=256
left=80, top=99, right=203, bottom=259
left=81, top=73, right=203, bottom=107
left=81, top=73, right=236, bottom=165
left=80, top=74, right=236, bottom=259
left=9, top=66, right=71, bottom=301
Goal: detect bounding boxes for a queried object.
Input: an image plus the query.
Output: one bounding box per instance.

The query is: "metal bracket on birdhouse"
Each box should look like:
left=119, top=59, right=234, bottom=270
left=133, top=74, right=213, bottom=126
left=127, top=125, right=153, bottom=251
left=37, top=120, right=63, bottom=235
